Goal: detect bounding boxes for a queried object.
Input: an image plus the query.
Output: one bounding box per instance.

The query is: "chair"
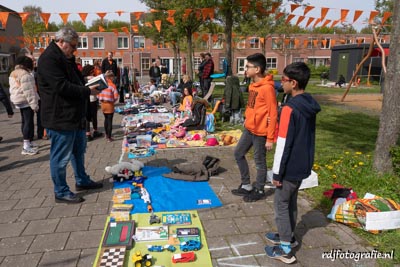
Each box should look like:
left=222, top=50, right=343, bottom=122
left=210, top=58, right=228, bottom=79
left=203, top=82, right=216, bottom=101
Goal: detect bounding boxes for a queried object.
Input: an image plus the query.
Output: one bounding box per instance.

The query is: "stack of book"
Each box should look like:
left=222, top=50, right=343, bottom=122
left=110, top=203, right=133, bottom=221
left=112, top=187, right=131, bottom=204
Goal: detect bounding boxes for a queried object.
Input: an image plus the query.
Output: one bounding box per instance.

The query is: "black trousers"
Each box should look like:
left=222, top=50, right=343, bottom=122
left=103, top=113, right=114, bottom=138
left=20, top=107, right=34, bottom=141
left=86, top=101, right=98, bottom=132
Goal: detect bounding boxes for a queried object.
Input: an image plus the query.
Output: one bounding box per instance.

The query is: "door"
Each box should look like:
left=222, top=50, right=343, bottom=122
left=338, top=52, right=349, bottom=81
left=237, top=58, right=246, bottom=74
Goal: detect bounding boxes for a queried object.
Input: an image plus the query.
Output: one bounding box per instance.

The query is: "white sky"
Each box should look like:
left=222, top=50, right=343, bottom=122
left=2, top=0, right=376, bottom=30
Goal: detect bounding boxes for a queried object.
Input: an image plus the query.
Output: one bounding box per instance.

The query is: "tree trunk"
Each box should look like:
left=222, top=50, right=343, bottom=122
left=373, top=0, right=400, bottom=173
left=186, top=28, right=194, bottom=81
left=224, top=3, right=233, bottom=76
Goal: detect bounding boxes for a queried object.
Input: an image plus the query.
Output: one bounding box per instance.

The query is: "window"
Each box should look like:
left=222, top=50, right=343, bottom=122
left=377, top=38, right=386, bottom=43
left=133, top=36, right=145, bottom=49
left=142, top=57, right=150, bottom=71
left=272, top=37, right=282, bottom=50
left=0, top=55, right=9, bottom=73
left=78, top=37, right=88, bottom=49
left=212, top=34, right=224, bottom=49
left=237, top=39, right=246, bottom=49
left=345, top=38, right=352, bottom=44
left=197, top=40, right=209, bottom=50
left=249, top=37, right=260, bottom=49
left=355, top=37, right=365, bottom=44
left=266, top=57, right=277, bottom=69
left=286, top=38, right=296, bottom=49
left=93, top=37, right=104, bottom=49
left=320, top=38, right=331, bottom=49
left=118, top=37, right=129, bottom=49
left=307, top=37, right=318, bottom=49
left=194, top=57, right=202, bottom=70
left=308, top=57, right=330, bottom=67
left=219, top=57, right=225, bottom=71
left=293, top=58, right=305, bottom=63
left=157, top=41, right=168, bottom=49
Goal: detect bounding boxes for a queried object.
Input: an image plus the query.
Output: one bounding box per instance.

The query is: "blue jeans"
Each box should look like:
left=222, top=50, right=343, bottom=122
left=47, top=129, right=92, bottom=197
left=234, top=128, right=267, bottom=189
left=169, top=91, right=182, bottom=106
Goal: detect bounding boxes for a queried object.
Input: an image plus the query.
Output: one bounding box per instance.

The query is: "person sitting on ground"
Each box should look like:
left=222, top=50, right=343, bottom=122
left=169, top=75, right=193, bottom=106
left=98, top=70, right=119, bottom=142
left=178, top=87, right=193, bottom=113
left=335, top=74, right=346, bottom=88
left=139, top=79, right=157, bottom=95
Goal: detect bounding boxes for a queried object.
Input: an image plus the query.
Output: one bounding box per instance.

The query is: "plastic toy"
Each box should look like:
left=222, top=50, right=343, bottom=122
left=105, top=160, right=144, bottom=182
left=164, top=245, right=176, bottom=252
left=172, top=252, right=195, bottom=263
left=149, top=213, right=161, bottom=224
left=132, top=251, right=152, bottom=267
left=180, top=240, right=201, bottom=252
left=147, top=245, right=163, bottom=252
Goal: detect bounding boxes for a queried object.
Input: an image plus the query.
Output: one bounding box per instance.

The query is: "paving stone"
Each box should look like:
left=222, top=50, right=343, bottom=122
left=9, top=188, right=40, bottom=200
left=0, top=253, right=42, bottom=267
left=207, top=236, right=233, bottom=259
left=202, top=218, right=240, bottom=237
left=198, top=208, right=216, bottom=220
left=18, top=207, right=52, bottom=221
left=65, top=230, right=103, bottom=250
left=215, top=254, right=260, bottom=267
left=255, top=253, right=303, bottom=267
left=0, top=221, right=28, bottom=238
left=7, top=180, right=36, bottom=191
left=22, top=218, right=60, bottom=236
left=225, top=233, right=266, bottom=256
left=0, top=199, right=18, bottom=211
left=13, top=197, right=45, bottom=210
left=77, top=248, right=97, bottom=267
left=78, top=202, right=109, bottom=216
left=0, top=190, right=14, bottom=201
left=299, top=209, right=330, bottom=229
left=240, top=201, right=275, bottom=217
left=56, top=216, right=91, bottom=232
left=28, top=232, right=70, bottom=253
left=213, top=203, right=246, bottom=219
left=0, top=209, right=22, bottom=223
left=31, top=180, right=54, bottom=189
left=47, top=204, right=81, bottom=218
left=337, top=244, right=378, bottom=267
left=301, top=227, right=342, bottom=248
left=234, top=216, right=270, bottom=234
left=38, top=250, right=80, bottom=267
left=34, top=188, right=53, bottom=198
left=0, top=236, right=35, bottom=256
left=89, top=215, right=108, bottom=230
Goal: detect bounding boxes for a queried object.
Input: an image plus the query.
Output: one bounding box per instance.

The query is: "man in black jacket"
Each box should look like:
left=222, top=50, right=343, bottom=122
left=37, top=27, right=103, bottom=204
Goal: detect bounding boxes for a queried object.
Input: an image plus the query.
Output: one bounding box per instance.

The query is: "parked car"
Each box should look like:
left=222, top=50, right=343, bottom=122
left=172, top=251, right=195, bottom=263
left=180, top=240, right=201, bottom=252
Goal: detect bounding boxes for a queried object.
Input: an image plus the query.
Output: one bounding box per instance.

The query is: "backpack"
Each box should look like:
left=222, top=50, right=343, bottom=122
left=205, top=113, right=215, bottom=133
left=182, top=102, right=206, bottom=130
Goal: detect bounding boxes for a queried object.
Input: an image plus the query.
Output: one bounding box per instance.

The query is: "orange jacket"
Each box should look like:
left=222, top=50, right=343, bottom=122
left=244, top=74, right=277, bottom=142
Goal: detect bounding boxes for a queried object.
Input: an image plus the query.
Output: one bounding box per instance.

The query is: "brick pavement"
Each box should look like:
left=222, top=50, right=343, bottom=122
left=0, top=106, right=379, bottom=267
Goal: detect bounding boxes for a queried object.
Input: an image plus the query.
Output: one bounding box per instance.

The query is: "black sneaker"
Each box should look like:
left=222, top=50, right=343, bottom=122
left=243, top=188, right=265, bottom=202
left=55, top=193, right=85, bottom=204
left=75, top=181, right=103, bottom=191
left=265, top=232, right=299, bottom=248
left=92, top=131, right=103, bottom=138
left=231, top=184, right=252, bottom=196
left=265, top=245, right=296, bottom=264
left=86, top=135, right=93, bottom=142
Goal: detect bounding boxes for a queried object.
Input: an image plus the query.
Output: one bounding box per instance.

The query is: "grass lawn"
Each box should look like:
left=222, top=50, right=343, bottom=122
left=212, top=80, right=400, bottom=266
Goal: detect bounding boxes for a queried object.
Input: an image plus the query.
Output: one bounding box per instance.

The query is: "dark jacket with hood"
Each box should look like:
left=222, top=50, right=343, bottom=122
left=37, top=41, right=90, bottom=131
left=272, top=93, right=321, bottom=182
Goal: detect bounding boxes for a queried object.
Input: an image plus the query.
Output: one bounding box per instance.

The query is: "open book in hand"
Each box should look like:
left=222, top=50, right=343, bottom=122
left=85, top=74, right=108, bottom=91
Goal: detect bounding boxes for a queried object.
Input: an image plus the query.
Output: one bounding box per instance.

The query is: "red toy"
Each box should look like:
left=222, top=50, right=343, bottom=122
left=172, top=251, right=195, bottom=263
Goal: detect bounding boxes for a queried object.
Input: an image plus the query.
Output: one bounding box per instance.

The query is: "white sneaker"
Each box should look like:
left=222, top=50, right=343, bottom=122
left=21, top=147, right=38, bottom=155
left=30, top=142, right=39, bottom=148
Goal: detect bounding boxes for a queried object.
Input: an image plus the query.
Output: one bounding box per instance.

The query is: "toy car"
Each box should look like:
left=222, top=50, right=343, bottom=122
left=149, top=213, right=161, bottom=224
left=147, top=245, right=163, bottom=252
left=164, top=244, right=176, bottom=252
left=172, top=251, right=195, bottom=263
left=180, top=240, right=201, bottom=252
left=132, top=251, right=152, bottom=267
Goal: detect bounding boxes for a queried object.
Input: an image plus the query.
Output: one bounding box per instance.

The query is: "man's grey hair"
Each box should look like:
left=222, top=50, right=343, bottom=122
left=55, top=27, right=79, bottom=43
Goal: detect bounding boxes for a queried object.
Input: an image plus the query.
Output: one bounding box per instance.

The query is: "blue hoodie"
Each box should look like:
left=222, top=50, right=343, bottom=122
left=272, top=93, right=321, bottom=182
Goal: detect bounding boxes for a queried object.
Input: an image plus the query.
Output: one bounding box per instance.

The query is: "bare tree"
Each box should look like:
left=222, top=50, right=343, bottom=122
left=373, top=0, right=400, bottom=173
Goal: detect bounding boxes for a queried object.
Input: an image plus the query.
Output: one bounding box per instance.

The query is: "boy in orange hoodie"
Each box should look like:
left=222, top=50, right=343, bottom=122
left=232, top=53, right=277, bottom=202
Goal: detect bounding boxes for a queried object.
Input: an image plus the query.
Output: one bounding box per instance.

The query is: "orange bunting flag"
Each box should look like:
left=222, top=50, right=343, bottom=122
left=132, top=12, right=143, bottom=20
left=78, top=13, right=88, bottom=24
left=202, top=8, right=214, bottom=20
left=112, top=28, right=119, bottom=36
left=313, top=39, right=318, bottom=47
left=18, top=12, right=30, bottom=25
left=285, top=14, right=295, bottom=24
left=242, top=5, right=249, bottom=14
left=29, top=45, right=35, bottom=52
left=340, top=9, right=349, bottom=23
left=145, top=22, right=152, bottom=28
left=59, top=13, right=70, bottom=25
left=271, top=2, right=281, bottom=13
left=260, top=37, right=264, bottom=44
left=97, top=51, right=103, bottom=57
left=320, top=7, right=329, bottom=21
left=290, top=4, right=300, bottom=13
left=193, top=32, right=199, bottom=40
left=313, top=18, right=322, bottom=28
left=202, top=34, right=209, bottom=42
left=131, top=25, right=138, bottom=33
left=82, top=51, right=86, bottom=57
left=154, top=20, right=161, bottom=32
left=184, top=9, right=192, bottom=19
left=381, top=11, right=392, bottom=25
left=331, top=20, right=340, bottom=28
left=353, top=10, right=363, bottom=24
left=40, top=13, right=51, bottom=29
left=121, top=26, right=129, bottom=35
left=98, top=26, right=105, bottom=32
left=212, top=34, right=218, bottom=42
left=166, top=17, right=175, bottom=25
left=168, top=10, right=176, bottom=17
left=305, top=17, right=315, bottom=28
left=0, top=12, right=9, bottom=29
left=275, top=12, right=284, bottom=20
left=241, top=0, right=249, bottom=6
left=39, top=48, right=44, bottom=54
left=294, top=39, right=300, bottom=47
left=331, top=39, right=336, bottom=47
left=303, top=39, right=308, bottom=47
left=303, top=6, right=314, bottom=16
left=295, top=16, right=305, bottom=26
left=321, top=39, right=327, bottom=47
left=97, top=13, right=107, bottom=20
left=322, top=19, right=331, bottom=28
left=369, top=10, right=379, bottom=24
left=116, top=10, right=123, bottom=16
left=284, top=39, right=290, bottom=46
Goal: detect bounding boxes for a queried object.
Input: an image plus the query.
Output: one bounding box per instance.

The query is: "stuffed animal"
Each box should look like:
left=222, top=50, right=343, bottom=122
left=105, top=160, right=145, bottom=182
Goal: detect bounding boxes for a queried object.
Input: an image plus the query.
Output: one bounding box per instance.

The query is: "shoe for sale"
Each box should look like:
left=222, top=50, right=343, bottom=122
left=265, top=232, right=299, bottom=248
left=265, top=245, right=297, bottom=264
left=75, top=181, right=103, bottom=191
left=231, top=184, right=252, bottom=196
left=21, top=147, right=38, bottom=155
left=243, top=188, right=265, bottom=202
left=55, top=192, right=85, bottom=204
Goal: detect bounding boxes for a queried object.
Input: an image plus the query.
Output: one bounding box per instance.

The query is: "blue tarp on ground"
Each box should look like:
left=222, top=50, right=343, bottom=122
left=113, top=166, right=222, bottom=213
